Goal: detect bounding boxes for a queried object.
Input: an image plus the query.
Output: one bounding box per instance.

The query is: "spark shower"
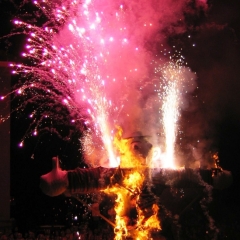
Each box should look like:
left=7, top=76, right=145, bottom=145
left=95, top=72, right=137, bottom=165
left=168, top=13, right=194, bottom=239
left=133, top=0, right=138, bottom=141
left=1, top=0, right=206, bottom=168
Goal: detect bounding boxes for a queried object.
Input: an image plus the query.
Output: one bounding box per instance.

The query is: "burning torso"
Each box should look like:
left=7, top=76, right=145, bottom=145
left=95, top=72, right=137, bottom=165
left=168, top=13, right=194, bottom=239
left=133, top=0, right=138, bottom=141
left=104, top=168, right=161, bottom=240
left=101, top=129, right=161, bottom=239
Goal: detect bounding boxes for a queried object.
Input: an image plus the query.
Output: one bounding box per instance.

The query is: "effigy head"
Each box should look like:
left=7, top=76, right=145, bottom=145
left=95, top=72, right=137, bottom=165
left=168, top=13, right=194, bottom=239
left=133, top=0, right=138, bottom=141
left=113, top=128, right=154, bottom=168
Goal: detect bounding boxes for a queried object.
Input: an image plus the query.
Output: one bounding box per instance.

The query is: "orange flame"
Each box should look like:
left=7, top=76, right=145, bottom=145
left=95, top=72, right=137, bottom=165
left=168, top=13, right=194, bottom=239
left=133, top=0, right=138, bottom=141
left=104, top=186, right=128, bottom=240
left=113, top=126, right=148, bottom=168
left=135, top=204, right=161, bottom=239
left=104, top=126, right=161, bottom=239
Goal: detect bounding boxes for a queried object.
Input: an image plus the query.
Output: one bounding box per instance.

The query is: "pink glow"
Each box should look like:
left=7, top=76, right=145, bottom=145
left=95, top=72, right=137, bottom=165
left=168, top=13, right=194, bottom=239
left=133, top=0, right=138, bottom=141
left=9, top=0, right=208, bottom=167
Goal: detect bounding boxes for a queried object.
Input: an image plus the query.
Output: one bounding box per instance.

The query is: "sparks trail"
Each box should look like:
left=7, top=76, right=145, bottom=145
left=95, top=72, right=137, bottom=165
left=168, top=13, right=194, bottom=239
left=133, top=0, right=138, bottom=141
left=3, top=0, right=201, bottom=163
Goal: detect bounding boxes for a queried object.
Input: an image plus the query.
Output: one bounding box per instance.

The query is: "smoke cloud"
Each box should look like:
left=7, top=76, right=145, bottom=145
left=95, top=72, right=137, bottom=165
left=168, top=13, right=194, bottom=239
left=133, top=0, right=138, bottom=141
left=52, top=0, right=212, bottom=165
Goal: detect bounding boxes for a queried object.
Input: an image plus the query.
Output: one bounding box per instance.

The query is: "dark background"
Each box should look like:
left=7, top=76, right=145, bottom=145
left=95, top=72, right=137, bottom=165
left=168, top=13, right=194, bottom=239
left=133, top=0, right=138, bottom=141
left=0, top=0, right=240, bottom=238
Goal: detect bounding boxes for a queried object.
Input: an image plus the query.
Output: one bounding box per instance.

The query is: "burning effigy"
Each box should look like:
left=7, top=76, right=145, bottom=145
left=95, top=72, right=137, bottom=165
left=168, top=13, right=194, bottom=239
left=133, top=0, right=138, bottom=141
left=40, top=129, right=231, bottom=239
left=1, top=0, right=233, bottom=239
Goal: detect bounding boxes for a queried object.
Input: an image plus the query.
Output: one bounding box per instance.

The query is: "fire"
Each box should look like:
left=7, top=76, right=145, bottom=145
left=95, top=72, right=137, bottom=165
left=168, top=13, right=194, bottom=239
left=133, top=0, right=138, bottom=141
left=103, top=127, right=161, bottom=239
left=105, top=172, right=161, bottom=239
left=123, top=171, right=144, bottom=191
left=113, top=126, right=147, bottom=168
left=104, top=186, right=129, bottom=240
left=135, top=204, right=161, bottom=239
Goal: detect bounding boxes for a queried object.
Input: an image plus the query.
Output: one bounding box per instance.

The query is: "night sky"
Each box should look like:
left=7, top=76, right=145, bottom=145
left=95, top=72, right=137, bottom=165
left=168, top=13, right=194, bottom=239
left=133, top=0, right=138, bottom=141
left=0, top=0, right=240, bottom=237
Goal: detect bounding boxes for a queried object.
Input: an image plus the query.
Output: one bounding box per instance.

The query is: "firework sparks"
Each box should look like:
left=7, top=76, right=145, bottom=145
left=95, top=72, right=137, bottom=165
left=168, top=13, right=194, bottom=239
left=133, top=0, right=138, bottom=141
left=161, top=62, right=182, bottom=168
left=6, top=0, right=203, bottom=165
